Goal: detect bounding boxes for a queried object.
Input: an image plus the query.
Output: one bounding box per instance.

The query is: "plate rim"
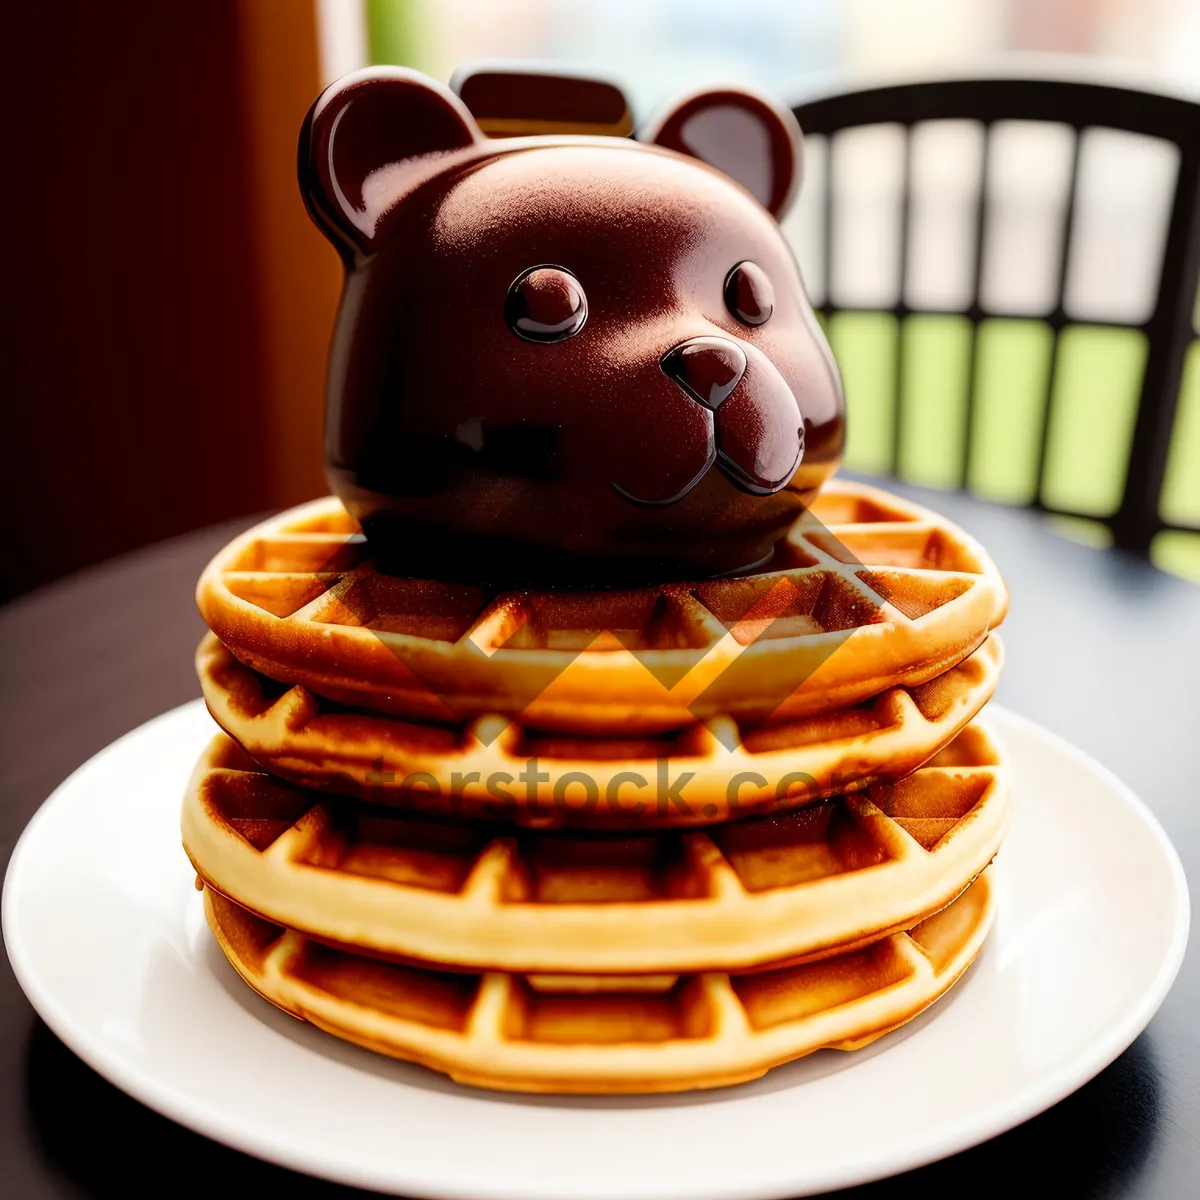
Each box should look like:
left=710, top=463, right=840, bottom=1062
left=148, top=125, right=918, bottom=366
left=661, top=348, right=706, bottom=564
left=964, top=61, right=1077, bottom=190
left=2, top=700, right=1191, bottom=1200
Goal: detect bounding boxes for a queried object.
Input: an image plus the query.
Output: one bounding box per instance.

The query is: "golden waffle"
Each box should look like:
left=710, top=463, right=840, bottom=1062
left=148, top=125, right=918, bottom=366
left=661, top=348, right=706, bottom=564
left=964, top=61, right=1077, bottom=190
left=198, top=630, right=1002, bottom=828
left=182, top=724, right=1008, bottom=973
left=196, top=481, right=1008, bottom=733
left=204, top=869, right=994, bottom=1094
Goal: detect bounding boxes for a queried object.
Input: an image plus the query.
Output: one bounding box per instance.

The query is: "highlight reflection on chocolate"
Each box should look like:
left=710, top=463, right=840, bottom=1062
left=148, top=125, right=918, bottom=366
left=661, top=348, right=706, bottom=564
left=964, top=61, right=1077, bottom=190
left=300, top=66, right=845, bottom=585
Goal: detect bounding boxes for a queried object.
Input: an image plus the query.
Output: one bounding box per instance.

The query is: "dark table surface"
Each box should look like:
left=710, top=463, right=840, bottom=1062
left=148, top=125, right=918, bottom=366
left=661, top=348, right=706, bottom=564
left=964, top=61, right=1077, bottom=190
left=0, top=482, right=1196, bottom=1199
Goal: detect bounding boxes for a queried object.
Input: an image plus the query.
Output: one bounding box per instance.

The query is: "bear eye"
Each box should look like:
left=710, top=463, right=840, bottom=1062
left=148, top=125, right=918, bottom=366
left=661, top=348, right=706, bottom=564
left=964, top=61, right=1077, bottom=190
left=506, top=266, right=588, bottom=343
left=723, top=261, right=774, bottom=327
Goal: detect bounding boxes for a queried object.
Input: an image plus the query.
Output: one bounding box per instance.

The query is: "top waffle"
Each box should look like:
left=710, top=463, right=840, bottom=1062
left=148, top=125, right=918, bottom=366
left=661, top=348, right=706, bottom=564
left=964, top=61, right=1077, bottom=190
left=197, top=481, right=1007, bottom=734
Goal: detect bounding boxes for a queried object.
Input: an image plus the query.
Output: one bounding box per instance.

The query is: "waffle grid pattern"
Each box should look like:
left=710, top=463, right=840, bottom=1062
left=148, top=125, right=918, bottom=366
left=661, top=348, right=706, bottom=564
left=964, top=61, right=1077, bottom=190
left=205, top=869, right=994, bottom=1093
left=183, top=726, right=1008, bottom=973
left=198, top=631, right=1001, bottom=826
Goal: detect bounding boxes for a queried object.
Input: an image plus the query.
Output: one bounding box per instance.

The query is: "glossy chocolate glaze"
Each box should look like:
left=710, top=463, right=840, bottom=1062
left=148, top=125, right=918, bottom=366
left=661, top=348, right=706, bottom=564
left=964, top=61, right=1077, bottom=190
left=300, top=68, right=844, bottom=585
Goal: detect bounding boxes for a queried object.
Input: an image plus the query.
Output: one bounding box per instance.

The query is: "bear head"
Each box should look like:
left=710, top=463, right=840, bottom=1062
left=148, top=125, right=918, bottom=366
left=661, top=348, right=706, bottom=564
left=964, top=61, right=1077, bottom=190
left=300, top=66, right=844, bottom=585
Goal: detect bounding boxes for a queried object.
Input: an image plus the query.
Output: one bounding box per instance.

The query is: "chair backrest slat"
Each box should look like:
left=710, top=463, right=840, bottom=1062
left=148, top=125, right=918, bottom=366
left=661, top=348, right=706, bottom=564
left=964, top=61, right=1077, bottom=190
left=1112, top=141, right=1200, bottom=554
left=1031, top=129, right=1084, bottom=513
left=891, top=128, right=915, bottom=474
left=958, top=121, right=995, bottom=491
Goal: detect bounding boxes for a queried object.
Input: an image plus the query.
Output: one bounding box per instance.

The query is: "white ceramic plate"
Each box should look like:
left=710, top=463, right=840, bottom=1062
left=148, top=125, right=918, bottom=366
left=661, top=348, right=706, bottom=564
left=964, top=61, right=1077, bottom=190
left=3, top=701, right=1189, bottom=1200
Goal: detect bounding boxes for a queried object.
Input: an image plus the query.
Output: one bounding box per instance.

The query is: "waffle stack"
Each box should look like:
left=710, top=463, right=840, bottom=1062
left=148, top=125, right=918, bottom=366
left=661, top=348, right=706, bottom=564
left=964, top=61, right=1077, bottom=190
left=184, top=480, right=1010, bottom=1093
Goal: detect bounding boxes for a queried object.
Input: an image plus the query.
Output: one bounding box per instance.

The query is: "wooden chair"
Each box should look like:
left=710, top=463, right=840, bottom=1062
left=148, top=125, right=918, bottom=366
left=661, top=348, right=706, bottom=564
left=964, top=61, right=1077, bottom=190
left=790, top=76, right=1200, bottom=568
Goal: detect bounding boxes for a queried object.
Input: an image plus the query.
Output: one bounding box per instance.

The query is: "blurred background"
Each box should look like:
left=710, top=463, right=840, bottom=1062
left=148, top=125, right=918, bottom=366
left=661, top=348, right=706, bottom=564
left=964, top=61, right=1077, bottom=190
left=2, top=0, right=1198, bottom=602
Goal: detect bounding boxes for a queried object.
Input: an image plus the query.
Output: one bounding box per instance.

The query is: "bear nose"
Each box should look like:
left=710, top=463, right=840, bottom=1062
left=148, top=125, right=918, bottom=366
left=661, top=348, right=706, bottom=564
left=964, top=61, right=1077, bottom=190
left=660, top=337, right=747, bottom=410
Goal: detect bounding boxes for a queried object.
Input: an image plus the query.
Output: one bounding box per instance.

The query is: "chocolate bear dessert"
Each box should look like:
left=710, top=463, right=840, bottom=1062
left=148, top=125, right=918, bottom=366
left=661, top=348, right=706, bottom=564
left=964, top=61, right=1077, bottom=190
left=300, top=67, right=844, bottom=584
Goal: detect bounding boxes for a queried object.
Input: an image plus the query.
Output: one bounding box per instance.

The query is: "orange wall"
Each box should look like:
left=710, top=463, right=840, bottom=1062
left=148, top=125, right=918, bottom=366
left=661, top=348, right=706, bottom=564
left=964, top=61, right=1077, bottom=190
left=0, top=1, right=343, bottom=599
left=238, top=0, right=343, bottom=509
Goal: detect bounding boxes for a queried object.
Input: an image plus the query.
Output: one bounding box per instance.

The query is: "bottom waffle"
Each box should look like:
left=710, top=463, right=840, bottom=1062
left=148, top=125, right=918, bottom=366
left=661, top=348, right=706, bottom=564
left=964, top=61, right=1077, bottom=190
left=204, top=869, right=994, bottom=1094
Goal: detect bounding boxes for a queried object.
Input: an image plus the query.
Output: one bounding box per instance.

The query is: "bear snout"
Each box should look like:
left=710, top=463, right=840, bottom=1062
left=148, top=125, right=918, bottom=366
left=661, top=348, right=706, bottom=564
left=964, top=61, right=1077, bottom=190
left=660, top=337, right=747, bottom=410
left=659, top=336, right=804, bottom=497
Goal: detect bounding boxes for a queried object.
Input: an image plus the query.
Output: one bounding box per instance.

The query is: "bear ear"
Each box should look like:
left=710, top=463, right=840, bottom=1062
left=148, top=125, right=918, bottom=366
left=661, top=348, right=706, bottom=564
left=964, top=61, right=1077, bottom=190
left=299, top=67, right=482, bottom=256
left=643, top=88, right=802, bottom=218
